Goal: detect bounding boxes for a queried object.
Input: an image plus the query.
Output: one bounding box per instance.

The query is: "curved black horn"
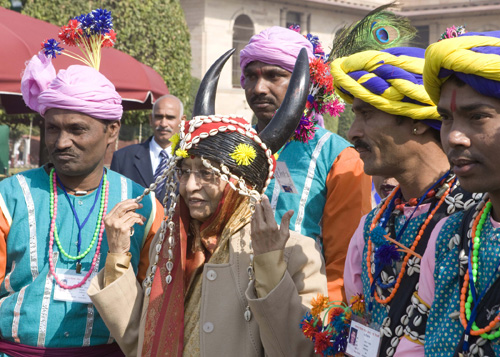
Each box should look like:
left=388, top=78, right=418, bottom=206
left=192, top=48, right=236, bottom=117
left=259, top=48, right=310, bottom=153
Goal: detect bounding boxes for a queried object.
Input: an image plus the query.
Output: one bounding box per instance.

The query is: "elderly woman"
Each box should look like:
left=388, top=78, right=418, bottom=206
left=88, top=49, right=327, bottom=356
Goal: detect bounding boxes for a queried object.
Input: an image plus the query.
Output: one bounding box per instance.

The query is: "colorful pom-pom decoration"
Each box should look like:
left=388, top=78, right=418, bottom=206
left=229, top=143, right=256, bottom=166
left=349, top=293, right=366, bottom=317
left=41, top=39, right=64, bottom=59
left=439, top=25, right=466, bottom=41
left=287, top=25, right=345, bottom=144
left=370, top=225, right=388, bottom=247
left=41, top=8, right=116, bottom=70
left=374, top=243, right=400, bottom=267
left=311, top=294, right=330, bottom=317
left=301, top=293, right=353, bottom=356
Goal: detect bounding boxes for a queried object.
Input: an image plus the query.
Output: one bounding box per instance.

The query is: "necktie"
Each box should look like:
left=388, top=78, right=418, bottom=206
left=154, top=150, right=168, bottom=201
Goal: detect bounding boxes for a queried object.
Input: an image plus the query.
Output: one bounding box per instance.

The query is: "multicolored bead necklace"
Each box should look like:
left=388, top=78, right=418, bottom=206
left=367, top=174, right=455, bottom=304
left=460, top=198, right=500, bottom=341
left=48, top=168, right=109, bottom=289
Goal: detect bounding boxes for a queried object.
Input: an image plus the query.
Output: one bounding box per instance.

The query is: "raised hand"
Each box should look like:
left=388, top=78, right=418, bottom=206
left=251, top=195, right=294, bottom=256
left=104, top=199, right=145, bottom=253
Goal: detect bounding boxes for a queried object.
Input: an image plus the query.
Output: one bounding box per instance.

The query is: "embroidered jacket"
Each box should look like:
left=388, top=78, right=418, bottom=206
left=345, top=184, right=479, bottom=357
left=0, top=167, right=161, bottom=349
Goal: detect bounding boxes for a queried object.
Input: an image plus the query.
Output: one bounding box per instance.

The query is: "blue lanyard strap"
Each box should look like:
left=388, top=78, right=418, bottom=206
left=369, top=170, right=453, bottom=306
left=56, top=170, right=104, bottom=262
left=394, top=170, right=452, bottom=241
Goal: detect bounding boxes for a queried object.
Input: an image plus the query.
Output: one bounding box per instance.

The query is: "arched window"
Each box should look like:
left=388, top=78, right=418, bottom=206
left=232, top=14, right=254, bottom=88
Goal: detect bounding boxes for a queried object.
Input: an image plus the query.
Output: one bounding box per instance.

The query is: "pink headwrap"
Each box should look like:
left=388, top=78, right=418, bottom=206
left=239, top=26, right=314, bottom=87
left=21, top=52, right=123, bottom=120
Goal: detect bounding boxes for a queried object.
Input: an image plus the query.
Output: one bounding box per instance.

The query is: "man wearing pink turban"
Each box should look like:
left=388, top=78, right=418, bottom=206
left=0, top=53, right=163, bottom=356
left=240, top=26, right=372, bottom=303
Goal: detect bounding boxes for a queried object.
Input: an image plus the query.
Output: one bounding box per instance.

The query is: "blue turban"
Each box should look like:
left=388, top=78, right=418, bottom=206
left=330, top=47, right=440, bottom=126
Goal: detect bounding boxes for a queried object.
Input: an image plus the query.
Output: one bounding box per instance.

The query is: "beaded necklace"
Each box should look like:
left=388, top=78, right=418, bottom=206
left=55, top=172, right=105, bottom=266
left=367, top=175, right=455, bottom=305
left=48, top=168, right=109, bottom=289
left=459, top=198, right=500, bottom=341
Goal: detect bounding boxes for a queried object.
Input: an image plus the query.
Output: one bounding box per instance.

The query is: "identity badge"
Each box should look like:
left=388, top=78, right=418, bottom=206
left=345, top=320, right=382, bottom=357
left=53, top=268, right=96, bottom=304
left=53, top=254, right=100, bottom=304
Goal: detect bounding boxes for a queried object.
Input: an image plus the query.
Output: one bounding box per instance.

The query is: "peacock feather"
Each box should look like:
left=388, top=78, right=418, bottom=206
left=329, top=2, right=417, bottom=60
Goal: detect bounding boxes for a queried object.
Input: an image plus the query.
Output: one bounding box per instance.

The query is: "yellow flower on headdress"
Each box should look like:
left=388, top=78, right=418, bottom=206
left=175, top=149, right=189, bottom=158
left=310, top=293, right=329, bottom=317
left=230, top=143, right=256, bottom=166
left=169, top=133, right=181, bottom=155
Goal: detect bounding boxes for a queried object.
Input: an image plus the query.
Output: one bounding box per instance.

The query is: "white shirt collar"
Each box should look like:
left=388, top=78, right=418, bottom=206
left=150, top=137, right=170, bottom=158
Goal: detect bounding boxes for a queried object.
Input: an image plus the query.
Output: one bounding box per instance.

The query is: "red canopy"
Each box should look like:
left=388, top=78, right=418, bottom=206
left=0, top=7, right=169, bottom=114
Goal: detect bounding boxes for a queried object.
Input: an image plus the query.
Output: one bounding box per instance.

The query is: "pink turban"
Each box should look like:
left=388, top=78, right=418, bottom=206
left=239, top=26, right=314, bottom=87
left=21, top=52, right=123, bottom=120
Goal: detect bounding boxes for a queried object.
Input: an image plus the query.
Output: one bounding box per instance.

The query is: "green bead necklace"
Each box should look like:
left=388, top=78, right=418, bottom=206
left=465, top=200, right=500, bottom=340
left=49, top=168, right=107, bottom=261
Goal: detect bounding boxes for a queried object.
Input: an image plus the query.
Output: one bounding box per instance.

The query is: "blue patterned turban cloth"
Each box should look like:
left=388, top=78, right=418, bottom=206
left=330, top=47, right=440, bottom=123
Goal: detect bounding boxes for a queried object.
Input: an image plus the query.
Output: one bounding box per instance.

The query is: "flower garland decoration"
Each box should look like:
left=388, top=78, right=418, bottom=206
left=41, top=8, right=116, bottom=70
left=300, top=293, right=366, bottom=356
left=289, top=25, right=345, bottom=143
left=439, top=25, right=466, bottom=41
left=230, top=143, right=257, bottom=166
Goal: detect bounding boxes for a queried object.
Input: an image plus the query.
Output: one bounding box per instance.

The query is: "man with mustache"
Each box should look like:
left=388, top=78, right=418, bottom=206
left=111, top=94, right=185, bottom=203
left=397, top=31, right=500, bottom=356
left=330, top=47, right=478, bottom=356
left=240, top=26, right=372, bottom=303
left=0, top=52, right=162, bottom=355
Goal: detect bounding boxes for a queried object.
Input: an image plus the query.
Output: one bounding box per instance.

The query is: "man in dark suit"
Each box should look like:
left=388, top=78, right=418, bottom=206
left=111, top=94, right=185, bottom=202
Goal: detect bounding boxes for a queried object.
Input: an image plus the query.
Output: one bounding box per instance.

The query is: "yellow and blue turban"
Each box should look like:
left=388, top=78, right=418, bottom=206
left=424, top=31, right=500, bottom=105
left=330, top=47, right=440, bottom=122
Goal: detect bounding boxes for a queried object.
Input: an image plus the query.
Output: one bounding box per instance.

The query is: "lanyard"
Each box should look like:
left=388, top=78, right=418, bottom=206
left=369, top=170, right=452, bottom=308
left=56, top=170, right=104, bottom=265
left=394, top=170, right=451, bottom=242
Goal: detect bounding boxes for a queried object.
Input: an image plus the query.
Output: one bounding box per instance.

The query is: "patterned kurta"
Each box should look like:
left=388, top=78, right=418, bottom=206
left=265, top=126, right=372, bottom=301
left=0, top=167, right=160, bottom=351
left=360, top=208, right=427, bottom=356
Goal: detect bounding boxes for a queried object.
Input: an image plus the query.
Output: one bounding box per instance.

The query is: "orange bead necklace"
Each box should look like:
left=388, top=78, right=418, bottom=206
left=367, top=178, right=455, bottom=305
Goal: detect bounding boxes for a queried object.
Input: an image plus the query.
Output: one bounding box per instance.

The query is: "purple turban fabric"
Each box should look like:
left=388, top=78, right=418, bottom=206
left=21, top=52, right=123, bottom=120
left=239, top=26, right=314, bottom=87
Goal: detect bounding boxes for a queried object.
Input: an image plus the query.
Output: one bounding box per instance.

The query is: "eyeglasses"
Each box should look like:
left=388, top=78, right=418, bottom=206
left=175, top=168, right=218, bottom=183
